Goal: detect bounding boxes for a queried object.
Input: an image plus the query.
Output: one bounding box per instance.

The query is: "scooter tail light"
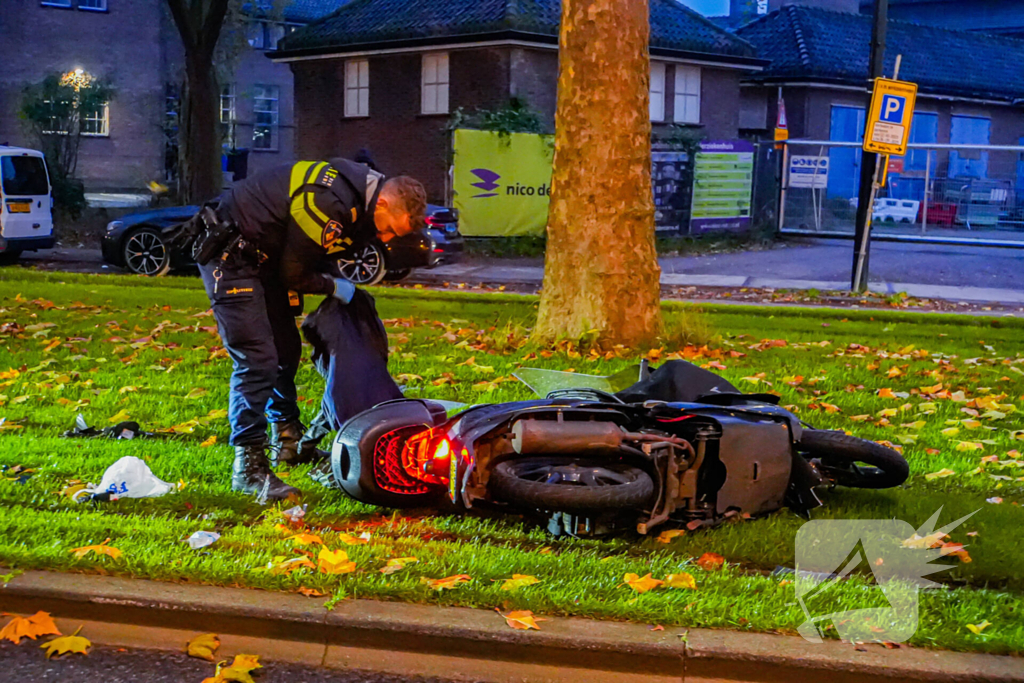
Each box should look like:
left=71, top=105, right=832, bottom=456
left=400, top=428, right=452, bottom=485
left=372, top=426, right=432, bottom=495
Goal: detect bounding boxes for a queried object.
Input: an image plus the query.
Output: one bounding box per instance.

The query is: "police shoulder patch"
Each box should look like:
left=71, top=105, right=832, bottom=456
left=322, top=220, right=353, bottom=254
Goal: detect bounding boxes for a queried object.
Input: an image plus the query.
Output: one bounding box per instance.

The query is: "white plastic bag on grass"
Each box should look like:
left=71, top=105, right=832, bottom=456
left=78, top=456, right=175, bottom=501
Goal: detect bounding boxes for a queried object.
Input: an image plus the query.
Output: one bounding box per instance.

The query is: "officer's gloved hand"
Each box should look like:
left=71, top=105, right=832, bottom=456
left=332, top=278, right=356, bottom=304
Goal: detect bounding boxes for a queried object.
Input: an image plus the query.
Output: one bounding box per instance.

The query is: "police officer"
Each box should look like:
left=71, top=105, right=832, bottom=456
left=168, top=160, right=427, bottom=501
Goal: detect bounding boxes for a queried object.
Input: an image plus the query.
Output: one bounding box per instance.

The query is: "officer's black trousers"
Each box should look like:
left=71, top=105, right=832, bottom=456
left=199, top=251, right=302, bottom=447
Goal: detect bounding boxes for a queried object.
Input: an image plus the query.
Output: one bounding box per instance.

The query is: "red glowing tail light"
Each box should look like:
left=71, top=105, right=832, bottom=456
left=400, top=428, right=452, bottom=485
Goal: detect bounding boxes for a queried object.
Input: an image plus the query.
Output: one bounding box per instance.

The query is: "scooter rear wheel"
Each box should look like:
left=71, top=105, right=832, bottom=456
left=490, top=458, right=655, bottom=512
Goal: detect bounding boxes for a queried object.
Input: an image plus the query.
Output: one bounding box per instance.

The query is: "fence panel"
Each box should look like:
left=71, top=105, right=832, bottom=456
left=780, top=140, right=1024, bottom=244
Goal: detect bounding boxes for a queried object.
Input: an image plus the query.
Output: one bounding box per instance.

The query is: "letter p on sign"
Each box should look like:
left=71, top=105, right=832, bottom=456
left=880, top=94, right=905, bottom=124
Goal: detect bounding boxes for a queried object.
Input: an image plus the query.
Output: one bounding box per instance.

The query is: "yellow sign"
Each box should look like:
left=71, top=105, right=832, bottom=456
left=864, top=78, right=918, bottom=155
left=452, top=129, right=554, bottom=237
left=774, top=127, right=789, bottom=142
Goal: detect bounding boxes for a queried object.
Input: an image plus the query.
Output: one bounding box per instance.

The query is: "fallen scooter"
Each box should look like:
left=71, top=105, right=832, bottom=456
left=329, top=360, right=909, bottom=537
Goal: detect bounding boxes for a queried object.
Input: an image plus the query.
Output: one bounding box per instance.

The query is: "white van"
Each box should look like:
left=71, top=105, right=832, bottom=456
left=0, top=146, right=55, bottom=260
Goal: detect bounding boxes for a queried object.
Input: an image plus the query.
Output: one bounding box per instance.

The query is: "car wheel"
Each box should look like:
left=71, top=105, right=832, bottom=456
left=337, top=243, right=387, bottom=285
left=382, top=268, right=412, bottom=282
left=123, top=227, right=171, bottom=277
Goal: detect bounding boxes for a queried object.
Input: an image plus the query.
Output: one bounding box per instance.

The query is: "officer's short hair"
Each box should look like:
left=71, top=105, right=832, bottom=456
left=383, top=176, right=427, bottom=227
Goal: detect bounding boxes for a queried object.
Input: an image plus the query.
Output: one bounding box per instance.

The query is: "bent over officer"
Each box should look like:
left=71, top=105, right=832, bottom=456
left=168, top=160, right=427, bottom=501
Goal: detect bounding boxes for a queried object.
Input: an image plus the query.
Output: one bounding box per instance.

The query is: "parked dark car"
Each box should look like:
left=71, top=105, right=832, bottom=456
left=102, top=204, right=463, bottom=282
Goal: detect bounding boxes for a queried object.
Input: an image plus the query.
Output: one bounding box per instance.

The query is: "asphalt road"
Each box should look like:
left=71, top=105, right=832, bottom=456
left=1, top=641, right=471, bottom=683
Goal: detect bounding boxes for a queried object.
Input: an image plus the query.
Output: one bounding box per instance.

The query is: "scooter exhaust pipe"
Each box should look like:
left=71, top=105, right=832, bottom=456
left=511, top=420, right=626, bottom=455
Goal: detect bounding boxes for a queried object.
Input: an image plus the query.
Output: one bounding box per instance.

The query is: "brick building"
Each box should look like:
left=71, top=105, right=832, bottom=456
left=736, top=5, right=1024, bottom=199
left=274, top=0, right=766, bottom=202
left=0, top=0, right=345, bottom=192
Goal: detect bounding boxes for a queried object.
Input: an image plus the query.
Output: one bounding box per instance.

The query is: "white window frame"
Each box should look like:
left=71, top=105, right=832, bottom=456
left=421, top=53, right=449, bottom=115
left=650, top=62, right=666, bottom=123
left=81, top=103, right=110, bottom=137
left=77, top=0, right=108, bottom=10
left=252, top=85, right=280, bottom=152
left=220, top=84, right=236, bottom=124
left=673, top=65, right=701, bottom=125
left=344, top=60, right=370, bottom=118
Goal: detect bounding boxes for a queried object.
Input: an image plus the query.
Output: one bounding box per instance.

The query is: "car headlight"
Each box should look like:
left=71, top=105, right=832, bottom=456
left=106, top=220, right=124, bottom=234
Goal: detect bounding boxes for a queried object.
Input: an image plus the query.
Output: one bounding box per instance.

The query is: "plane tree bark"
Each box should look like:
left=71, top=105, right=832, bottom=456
left=534, top=0, right=662, bottom=348
left=165, top=0, right=230, bottom=203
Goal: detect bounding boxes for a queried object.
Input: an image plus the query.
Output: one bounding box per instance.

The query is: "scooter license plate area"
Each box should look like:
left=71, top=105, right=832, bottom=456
left=711, top=413, right=792, bottom=516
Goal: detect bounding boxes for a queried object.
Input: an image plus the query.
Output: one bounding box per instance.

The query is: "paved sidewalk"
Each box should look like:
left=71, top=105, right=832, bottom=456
left=418, top=262, right=1024, bottom=305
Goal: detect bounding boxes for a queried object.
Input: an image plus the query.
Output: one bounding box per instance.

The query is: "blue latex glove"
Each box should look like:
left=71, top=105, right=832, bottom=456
left=332, top=277, right=356, bottom=304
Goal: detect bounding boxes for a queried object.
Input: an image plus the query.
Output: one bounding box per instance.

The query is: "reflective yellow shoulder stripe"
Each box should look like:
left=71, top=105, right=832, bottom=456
left=290, top=191, right=327, bottom=245
left=289, top=162, right=316, bottom=196
left=288, top=161, right=328, bottom=196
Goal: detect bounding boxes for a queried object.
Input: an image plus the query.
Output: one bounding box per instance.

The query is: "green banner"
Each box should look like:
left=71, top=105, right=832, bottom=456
left=452, top=129, right=554, bottom=237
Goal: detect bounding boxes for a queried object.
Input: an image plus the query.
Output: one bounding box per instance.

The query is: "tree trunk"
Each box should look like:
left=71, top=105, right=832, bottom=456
left=165, top=0, right=229, bottom=204
left=179, top=60, right=222, bottom=203
left=534, top=0, right=661, bottom=349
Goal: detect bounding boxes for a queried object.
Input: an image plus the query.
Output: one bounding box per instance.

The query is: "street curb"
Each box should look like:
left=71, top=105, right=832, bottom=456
left=1, top=569, right=1020, bottom=682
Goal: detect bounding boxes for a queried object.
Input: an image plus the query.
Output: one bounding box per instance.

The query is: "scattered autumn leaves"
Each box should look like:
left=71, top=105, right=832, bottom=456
left=1, top=611, right=91, bottom=659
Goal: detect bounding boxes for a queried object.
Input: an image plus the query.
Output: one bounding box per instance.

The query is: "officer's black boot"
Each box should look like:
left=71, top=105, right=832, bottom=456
left=232, top=445, right=300, bottom=502
left=269, top=421, right=305, bottom=466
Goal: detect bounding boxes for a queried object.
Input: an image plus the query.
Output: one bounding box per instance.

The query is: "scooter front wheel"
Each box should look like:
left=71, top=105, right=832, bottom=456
left=490, top=458, right=655, bottom=512
left=799, top=429, right=909, bottom=489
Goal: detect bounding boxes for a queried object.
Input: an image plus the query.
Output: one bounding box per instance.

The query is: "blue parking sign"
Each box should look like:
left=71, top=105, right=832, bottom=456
left=880, top=94, right=906, bottom=124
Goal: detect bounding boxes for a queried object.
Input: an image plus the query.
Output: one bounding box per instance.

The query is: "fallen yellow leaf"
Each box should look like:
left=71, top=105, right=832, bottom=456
left=107, top=409, right=131, bottom=424
left=421, top=574, right=472, bottom=591
left=623, top=573, right=663, bottom=593
left=0, top=611, right=61, bottom=644
left=925, top=468, right=956, bottom=481
left=69, top=539, right=122, bottom=561
left=186, top=633, right=220, bottom=661
left=337, top=532, right=370, bottom=545
left=286, top=533, right=324, bottom=546
left=966, top=620, right=992, bottom=635
left=664, top=573, right=697, bottom=590
left=317, top=548, right=355, bottom=575
left=380, top=557, right=418, bottom=575
left=656, top=529, right=686, bottom=544
left=503, top=610, right=545, bottom=630
left=200, top=435, right=217, bottom=448
left=297, top=586, right=326, bottom=598
left=40, top=627, right=90, bottom=658
left=500, top=574, right=541, bottom=591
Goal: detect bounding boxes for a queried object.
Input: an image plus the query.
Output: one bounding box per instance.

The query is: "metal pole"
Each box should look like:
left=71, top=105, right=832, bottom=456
left=853, top=154, right=884, bottom=290
left=851, top=0, right=889, bottom=292
left=921, top=149, right=930, bottom=234
left=778, top=142, right=789, bottom=234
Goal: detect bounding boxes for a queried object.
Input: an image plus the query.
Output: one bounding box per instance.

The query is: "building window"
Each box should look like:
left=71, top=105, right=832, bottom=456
left=40, top=1, right=72, bottom=7
left=220, top=84, right=237, bottom=146
left=344, top=60, right=369, bottom=118
left=673, top=65, right=701, bottom=125
left=247, top=21, right=265, bottom=49
left=421, top=53, right=449, bottom=115
left=77, top=0, right=107, bottom=10
left=253, top=85, right=279, bottom=151
left=220, top=84, right=236, bottom=125
left=247, top=21, right=289, bottom=50
left=650, top=62, right=666, bottom=122
left=81, top=104, right=109, bottom=136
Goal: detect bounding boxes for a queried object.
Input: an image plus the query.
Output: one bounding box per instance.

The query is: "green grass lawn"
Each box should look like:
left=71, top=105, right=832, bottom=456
left=1, top=268, right=1022, bottom=654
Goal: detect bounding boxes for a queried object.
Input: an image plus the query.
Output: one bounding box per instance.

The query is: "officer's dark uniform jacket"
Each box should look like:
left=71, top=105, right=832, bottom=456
left=219, top=158, right=383, bottom=294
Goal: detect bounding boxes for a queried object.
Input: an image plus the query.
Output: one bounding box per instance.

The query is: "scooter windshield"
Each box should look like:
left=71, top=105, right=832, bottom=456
left=513, top=366, right=643, bottom=398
